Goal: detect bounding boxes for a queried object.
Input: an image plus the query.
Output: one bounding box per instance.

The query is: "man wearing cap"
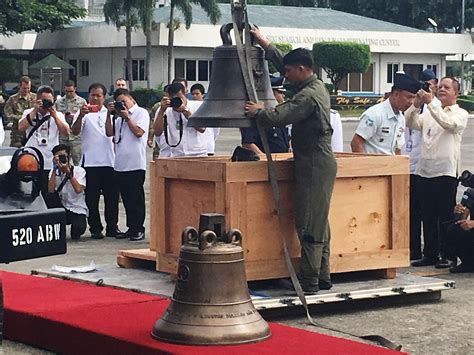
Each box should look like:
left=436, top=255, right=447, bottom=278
left=246, top=28, right=337, bottom=294
left=407, top=76, right=468, bottom=268
left=351, top=73, right=419, bottom=155
left=241, top=76, right=290, bottom=154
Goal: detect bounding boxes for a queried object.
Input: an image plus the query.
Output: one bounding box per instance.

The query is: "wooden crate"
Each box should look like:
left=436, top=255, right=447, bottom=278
left=148, top=153, right=409, bottom=281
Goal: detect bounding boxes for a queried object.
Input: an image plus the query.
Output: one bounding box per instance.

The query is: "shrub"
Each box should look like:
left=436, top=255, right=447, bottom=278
left=131, top=86, right=164, bottom=110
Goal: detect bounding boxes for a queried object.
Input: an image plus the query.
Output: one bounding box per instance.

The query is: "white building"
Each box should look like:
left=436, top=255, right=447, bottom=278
left=0, top=4, right=472, bottom=95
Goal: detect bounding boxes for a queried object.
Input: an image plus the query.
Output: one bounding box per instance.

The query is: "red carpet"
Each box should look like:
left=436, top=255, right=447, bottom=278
left=1, top=271, right=404, bottom=354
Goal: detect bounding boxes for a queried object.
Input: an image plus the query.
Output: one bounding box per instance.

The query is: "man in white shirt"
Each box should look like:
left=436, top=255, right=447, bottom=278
left=408, top=77, right=468, bottom=268
left=351, top=73, right=419, bottom=155
left=0, top=115, right=4, bottom=146
left=106, top=88, right=149, bottom=241
left=154, top=83, right=207, bottom=157
left=18, top=85, right=70, bottom=201
left=48, top=144, right=88, bottom=240
left=72, top=83, right=122, bottom=240
left=402, top=69, right=442, bottom=261
left=190, top=83, right=220, bottom=155
left=330, top=109, right=343, bottom=152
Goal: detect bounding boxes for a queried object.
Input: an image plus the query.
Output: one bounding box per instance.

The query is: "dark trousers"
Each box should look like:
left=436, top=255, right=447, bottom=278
left=418, top=176, right=458, bottom=260
left=446, top=223, right=474, bottom=266
left=409, top=174, right=423, bottom=260
left=45, top=195, right=87, bottom=239
left=85, top=167, right=119, bottom=234
left=65, top=209, right=87, bottom=238
left=115, top=170, right=145, bottom=234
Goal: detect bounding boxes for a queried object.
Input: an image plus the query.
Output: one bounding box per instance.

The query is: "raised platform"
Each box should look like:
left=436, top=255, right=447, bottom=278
left=32, top=263, right=454, bottom=311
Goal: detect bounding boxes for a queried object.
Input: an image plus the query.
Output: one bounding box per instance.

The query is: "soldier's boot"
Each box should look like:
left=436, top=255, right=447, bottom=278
left=318, top=227, right=332, bottom=290
left=298, top=234, right=324, bottom=293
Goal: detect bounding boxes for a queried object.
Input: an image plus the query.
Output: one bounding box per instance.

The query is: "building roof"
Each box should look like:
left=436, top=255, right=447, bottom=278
left=29, top=54, right=74, bottom=70
left=153, top=4, right=425, bottom=33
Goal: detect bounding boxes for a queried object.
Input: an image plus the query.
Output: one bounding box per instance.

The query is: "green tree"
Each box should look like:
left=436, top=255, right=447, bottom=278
left=104, top=0, right=141, bottom=90
left=166, top=1, right=221, bottom=84
left=327, top=0, right=474, bottom=33
left=0, top=58, right=17, bottom=91
left=313, top=41, right=370, bottom=93
left=0, top=0, right=86, bottom=36
left=281, top=0, right=316, bottom=6
left=136, top=0, right=157, bottom=89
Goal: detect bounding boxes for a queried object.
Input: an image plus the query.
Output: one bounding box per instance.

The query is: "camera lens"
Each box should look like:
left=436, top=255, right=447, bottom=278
left=41, top=139, right=46, bottom=144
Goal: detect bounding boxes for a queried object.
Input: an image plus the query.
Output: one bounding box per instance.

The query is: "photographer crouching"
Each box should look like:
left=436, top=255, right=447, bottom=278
left=47, top=144, right=88, bottom=240
left=446, top=171, right=474, bottom=273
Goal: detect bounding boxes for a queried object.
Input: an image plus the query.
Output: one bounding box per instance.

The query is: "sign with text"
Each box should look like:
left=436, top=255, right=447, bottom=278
left=0, top=209, right=66, bottom=263
left=331, top=95, right=385, bottom=108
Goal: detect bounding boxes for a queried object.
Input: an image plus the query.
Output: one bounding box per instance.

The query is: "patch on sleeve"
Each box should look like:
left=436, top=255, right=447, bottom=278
left=365, top=118, right=374, bottom=127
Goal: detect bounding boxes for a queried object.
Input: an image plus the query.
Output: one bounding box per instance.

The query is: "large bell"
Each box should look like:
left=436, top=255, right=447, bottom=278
left=151, top=214, right=271, bottom=345
left=188, top=24, right=276, bottom=128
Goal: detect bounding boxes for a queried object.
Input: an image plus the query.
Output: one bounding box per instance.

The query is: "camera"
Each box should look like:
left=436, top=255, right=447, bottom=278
left=58, top=155, right=68, bottom=164
left=459, top=170, right=474, bottom=188
left=421, top=81, right=430, bottom=92
left=42, top=99, right=54, bottom=109
left=170, top=96, right=183, bottom=109
left=454, top=170, right=474, bottom=220
left=114, top=101, right=125, bottom=111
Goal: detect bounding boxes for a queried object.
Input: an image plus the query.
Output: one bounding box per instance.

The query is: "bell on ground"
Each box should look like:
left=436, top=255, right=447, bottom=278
left=188, top=23, right=276, bottom=128
left=151, top=214, right=271, bottom=345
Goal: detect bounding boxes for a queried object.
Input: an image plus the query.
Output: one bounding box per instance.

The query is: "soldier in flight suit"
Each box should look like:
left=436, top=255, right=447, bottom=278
left=245, top=28, right=337, bottom=293
left=4, top=76, right=37, bottom=147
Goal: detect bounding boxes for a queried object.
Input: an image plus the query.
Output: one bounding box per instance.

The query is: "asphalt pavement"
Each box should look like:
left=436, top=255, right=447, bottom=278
left=1, top=118, right=474, bottom=354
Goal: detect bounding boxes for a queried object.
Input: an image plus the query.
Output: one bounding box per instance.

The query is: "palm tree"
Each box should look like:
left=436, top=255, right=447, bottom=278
left=167, top=0, right=221, bottom=84
left=103, top=0, right=141, bottom=91
left=136, top=0, right=157, bottom=89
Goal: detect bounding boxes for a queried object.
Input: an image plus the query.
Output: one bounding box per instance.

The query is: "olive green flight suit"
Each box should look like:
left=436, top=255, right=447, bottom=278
left=55, top=94, right=87, bottom=165
left=4, top=93, right=37, bottom=147
left=256, top=45, right=337, bottom=287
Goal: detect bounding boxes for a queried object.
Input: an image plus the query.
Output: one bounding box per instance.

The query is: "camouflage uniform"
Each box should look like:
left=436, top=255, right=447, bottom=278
left=55, top=94, right=87, bottom=165
left=3, top=92, right=37, bottom=147
left=256, top=45, right=337, bottom=288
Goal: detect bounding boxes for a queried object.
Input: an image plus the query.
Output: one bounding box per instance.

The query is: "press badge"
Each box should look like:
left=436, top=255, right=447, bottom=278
left=405, top=140, right=413, bottom=152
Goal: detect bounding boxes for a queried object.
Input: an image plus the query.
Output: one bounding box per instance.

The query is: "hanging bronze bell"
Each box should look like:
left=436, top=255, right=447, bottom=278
left=188, top=23, right=276, bottom=128
left=151, top=223, right=271, bottom=345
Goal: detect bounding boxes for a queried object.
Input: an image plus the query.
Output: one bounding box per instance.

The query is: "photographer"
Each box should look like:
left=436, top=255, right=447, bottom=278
left=47, top=144, right=87, bottom=240
left=105, top=88, right=149, bottom=241
left=153, top=83, right=207, bottom=157
left=71, top=83, right=121, bottom=240
left=446, top=203, right=474, bottom=273
left=18, top=85, right=70, bottom=199
left=407, top=77, right=468, bottom=268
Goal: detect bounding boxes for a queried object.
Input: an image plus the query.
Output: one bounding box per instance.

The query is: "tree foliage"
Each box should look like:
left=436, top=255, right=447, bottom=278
left=268, top=42, right=292, bottom=73
left=217, top=0, right=318, bottom=5
left=313, top=41, right=370, bottom=93
left=327, top=0, right=474, bottom=33
left=0, top=0, right=86, bottom=36
left=104, top=0, right=143, bottom=90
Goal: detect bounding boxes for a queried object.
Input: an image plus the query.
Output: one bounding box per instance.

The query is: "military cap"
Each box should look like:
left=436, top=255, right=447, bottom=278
left=421, top=69, right=438, bottom=82
left=393, top=73, right=421, bottom=94
left=283, top=48, right=313, bottom=68
left=270, top=76, right=286, bottom=92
